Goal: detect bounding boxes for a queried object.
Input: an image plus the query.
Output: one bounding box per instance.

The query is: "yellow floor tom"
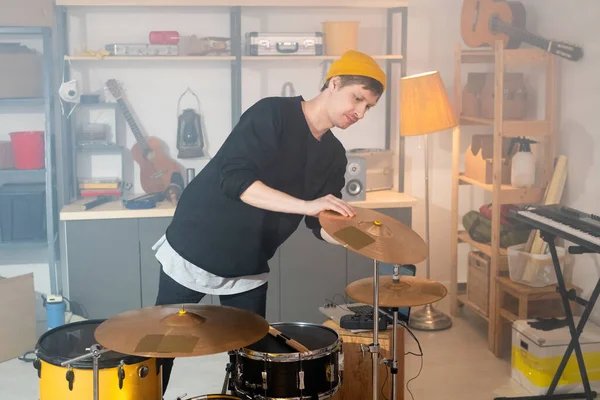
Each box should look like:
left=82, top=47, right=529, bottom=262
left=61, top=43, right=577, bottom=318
left=34, top=319, right=162, bottom=400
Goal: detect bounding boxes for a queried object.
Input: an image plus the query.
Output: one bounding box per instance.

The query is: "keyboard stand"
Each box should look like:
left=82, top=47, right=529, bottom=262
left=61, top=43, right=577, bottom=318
left=495, top=231, right=600, bottom=400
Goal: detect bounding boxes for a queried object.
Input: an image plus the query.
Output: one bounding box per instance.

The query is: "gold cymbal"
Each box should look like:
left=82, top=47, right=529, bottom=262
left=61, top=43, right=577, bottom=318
left=319, top=207, right=428, bottom=265
left=94, top=304, right=269, bottom=358
left=345, top=275, right=448, bottom=307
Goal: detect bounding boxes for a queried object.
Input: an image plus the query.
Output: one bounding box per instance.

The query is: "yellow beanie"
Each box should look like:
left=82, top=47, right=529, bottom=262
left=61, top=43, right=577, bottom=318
left=325, top=50, right=386, bottom=91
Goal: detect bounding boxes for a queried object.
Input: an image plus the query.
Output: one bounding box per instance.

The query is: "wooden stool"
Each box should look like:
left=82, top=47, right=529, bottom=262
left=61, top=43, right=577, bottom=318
left=323, top=319, right=404, bottom=400
left=494, top=276, right=579, bottom=357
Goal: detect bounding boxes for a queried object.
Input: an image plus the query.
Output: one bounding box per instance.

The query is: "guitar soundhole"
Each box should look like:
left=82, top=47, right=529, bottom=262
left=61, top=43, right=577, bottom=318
left=489, top=14, right=500, bottom=34
left=145, top=150, right=155, bottom=160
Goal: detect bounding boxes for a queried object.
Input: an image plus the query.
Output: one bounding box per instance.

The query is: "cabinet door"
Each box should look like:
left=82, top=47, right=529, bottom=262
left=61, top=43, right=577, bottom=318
left=280, top=225, right=347, bottom=323
left=346, top=208, right=413, bottom=286
left=65, top=219, right=140, bottom=319
left=138, top=217, right=172, bottom=307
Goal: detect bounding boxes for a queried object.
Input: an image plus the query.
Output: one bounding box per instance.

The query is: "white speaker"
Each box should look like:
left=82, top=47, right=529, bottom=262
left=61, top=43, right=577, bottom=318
left=343, top=155, right=366, bottom=201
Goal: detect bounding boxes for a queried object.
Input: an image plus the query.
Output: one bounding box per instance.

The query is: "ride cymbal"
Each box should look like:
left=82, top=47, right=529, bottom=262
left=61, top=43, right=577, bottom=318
left=319, top=207, right=428, bottom=265
left=94, top=304, right=269, bottom=358
left=345, top=275, right=448, bottom=308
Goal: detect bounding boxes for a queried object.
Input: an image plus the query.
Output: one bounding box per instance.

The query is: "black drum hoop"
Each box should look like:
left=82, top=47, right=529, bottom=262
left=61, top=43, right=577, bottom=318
left=236, top=322, right=341, bottom=362
left=35, top=319, right=149, bottom=369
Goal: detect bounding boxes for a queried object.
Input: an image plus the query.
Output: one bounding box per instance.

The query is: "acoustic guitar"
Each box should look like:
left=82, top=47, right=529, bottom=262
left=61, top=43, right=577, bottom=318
left=461, top=0, right=583, bottom=62
left=105, top=79, right=182, bottom=194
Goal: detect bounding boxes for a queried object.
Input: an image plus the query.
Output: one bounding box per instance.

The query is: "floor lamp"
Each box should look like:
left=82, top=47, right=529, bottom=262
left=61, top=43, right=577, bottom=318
left=400, top=71, right=458, bottom=331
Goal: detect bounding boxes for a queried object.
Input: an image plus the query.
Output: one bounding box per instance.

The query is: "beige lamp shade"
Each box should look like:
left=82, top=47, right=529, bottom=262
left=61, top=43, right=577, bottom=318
left=400, top=71, right=458, bottom=136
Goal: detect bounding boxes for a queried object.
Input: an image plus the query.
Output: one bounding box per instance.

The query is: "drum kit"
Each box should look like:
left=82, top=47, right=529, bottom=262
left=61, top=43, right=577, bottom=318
left=32, top=207, right=447, bottom=400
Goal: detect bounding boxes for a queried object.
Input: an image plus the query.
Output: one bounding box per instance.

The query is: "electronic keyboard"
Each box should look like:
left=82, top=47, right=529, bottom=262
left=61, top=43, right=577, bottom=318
left=514, top=204, right=600, bottom=253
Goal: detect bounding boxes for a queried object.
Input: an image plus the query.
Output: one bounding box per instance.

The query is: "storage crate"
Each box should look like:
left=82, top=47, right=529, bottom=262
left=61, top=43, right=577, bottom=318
left=508, top=243, right=566, bottom=287
left=468, top=251, right=509, bottom=316
left=0, top=183, right=46, bottom=242
left=512, top=317, right=600, bottom=395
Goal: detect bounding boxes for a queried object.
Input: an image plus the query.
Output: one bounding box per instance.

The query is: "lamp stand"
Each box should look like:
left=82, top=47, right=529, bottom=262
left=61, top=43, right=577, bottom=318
left=408, top=134, right=452, bottom=331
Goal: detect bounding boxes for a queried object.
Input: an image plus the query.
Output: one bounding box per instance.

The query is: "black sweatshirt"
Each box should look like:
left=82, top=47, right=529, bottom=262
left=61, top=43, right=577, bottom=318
left=165, top=96, right=347, bottom=278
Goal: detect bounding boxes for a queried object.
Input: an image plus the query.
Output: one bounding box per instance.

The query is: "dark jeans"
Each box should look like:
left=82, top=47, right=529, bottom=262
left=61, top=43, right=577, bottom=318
left=155, top=265, right=268, bottom=395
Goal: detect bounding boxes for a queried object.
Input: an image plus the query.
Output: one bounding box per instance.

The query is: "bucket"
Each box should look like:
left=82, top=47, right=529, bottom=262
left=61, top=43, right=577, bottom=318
left=9, top=131, right=45, bottom=170
left=322, top=21, right=360, bottom=56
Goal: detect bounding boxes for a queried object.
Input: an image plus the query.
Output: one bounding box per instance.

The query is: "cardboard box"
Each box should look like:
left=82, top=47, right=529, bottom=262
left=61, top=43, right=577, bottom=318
left=0, top=45, right=44, bottom=99
left=0, top=273, right=36, bottom=362
left=464, top=134, right=512, bottom=185
left=512, top=317, right=600, bottom=395
left=0, top=0, right=54, bottom=27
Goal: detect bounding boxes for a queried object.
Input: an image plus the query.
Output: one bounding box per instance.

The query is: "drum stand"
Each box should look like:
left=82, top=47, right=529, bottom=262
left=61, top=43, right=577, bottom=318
left=380, top=265, right=402, bottom=400
left=370, top=259, right=381, bottom=400
left=367, top=263, right=402, bottom=400
left=60, top=344, right=110, bottom=400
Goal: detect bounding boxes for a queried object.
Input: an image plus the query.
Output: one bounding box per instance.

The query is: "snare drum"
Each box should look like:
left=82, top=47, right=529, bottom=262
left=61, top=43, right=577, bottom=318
left=231, top=322, right=342, bottom=400
left=33, top=319, right=162, bottom=400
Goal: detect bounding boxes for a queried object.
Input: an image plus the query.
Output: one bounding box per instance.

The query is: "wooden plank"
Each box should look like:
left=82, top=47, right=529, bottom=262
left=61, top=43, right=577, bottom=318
left=56, top=0, right=408, bottom=7
left=488, top=40, right=504, bottom=352
left=459, top=174, right=543, bottom=205
left=460, top=116, right=551, bottom=137
left=460, top=48, right=547, bottom=65
left=457, top=231, right=508, bottom=257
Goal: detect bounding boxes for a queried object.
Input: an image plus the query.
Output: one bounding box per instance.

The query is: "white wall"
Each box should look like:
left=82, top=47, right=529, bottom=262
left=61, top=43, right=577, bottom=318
left=404, top=0, right=600, bottom=323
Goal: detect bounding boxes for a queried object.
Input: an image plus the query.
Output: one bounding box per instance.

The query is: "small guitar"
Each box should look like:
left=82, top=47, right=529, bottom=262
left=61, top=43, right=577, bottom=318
left=461, top=0, right=583, bottom=62
left=105, top=79, right=182, bottom=194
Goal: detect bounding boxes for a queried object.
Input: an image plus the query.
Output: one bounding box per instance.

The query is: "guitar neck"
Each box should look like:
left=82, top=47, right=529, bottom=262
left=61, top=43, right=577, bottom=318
left=116, top=98, right=149, bottom=150
left=495, top=19, right=550, bottom=51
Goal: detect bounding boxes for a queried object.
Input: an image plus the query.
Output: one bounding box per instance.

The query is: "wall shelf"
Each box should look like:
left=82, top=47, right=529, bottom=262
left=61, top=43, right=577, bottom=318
left=0, top=98, right=46, bottom=107
left=0, top=169, right=46, bottom=180
left=450, top=41, right=558, bottom=357
left=460, top=116, right=551, bottom=137
left=65, top=55, right=236, bottom=61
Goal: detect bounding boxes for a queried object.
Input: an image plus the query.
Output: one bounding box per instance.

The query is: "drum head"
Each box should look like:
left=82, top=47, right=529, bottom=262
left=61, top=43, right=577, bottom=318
left=246, top=322, right=338, bottom=353
left=35, top=319, right=147, bottom=369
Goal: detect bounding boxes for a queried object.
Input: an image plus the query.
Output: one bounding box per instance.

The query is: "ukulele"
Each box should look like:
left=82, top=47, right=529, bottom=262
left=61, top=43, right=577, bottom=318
left=461, top=0, right=583, bottom=62
left=105, top=79, right=182, bottom=194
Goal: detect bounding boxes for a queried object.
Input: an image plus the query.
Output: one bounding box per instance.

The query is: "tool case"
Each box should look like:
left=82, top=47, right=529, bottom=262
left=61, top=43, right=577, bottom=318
left=244, top=32, right=323, bottom=56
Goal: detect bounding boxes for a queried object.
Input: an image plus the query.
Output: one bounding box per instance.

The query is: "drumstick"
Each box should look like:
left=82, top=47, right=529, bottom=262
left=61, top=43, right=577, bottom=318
left=268, top=326, right=309, bottom=353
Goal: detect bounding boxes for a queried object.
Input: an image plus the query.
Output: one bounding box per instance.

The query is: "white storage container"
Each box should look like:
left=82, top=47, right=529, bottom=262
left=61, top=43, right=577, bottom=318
left=512, top=317, right=600, bottom=395
left=508, top=243, right=566, bottom=287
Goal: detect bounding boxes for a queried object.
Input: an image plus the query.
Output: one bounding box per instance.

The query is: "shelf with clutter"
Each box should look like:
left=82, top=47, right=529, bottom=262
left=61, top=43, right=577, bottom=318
left=449, top=40, right=573, bottom=357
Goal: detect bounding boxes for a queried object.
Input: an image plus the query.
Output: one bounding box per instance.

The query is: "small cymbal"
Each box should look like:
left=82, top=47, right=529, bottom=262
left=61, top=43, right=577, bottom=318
left=345, top=275, right=448, bottom=307
left=319, top=207, right=428, bottom=265
left=94, top=304, right=269, bottom=358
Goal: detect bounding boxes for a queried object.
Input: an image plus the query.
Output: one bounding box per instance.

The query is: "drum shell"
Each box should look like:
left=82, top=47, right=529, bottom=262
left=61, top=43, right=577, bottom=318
left=35, top=319, right=162, bottom=400
left=232, top=322, right=341, bottom=399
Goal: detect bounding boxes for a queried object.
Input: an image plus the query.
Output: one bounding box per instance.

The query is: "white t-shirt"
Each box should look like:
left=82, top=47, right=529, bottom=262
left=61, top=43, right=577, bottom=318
left=152, top=234, right=268, bottom=295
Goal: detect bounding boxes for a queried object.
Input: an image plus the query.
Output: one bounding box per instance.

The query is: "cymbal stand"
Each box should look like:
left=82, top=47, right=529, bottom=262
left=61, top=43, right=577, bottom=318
left=381, top=265, right=401, bottom=400
left=60, top=344, right=110, bottom=400
left=370, top=258, right=381, bottom=400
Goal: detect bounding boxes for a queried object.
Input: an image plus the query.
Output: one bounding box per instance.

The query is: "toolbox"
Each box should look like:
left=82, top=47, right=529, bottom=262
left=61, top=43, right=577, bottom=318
left=244, top=32, right=323, bottom=56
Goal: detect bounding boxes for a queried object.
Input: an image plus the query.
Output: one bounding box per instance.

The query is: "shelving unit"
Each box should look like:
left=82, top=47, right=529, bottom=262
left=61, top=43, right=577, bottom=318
left=449, top=41, right=558, bottom=354
left=55, top=0, right=408, bottom=204
left=0, top=26, right=59, bottom=293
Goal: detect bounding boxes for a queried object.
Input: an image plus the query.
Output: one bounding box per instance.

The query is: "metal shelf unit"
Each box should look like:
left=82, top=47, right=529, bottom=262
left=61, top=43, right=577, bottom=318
left=55, top=1, right=408, bottom=204
left=0, top=26, right=59, bottom=294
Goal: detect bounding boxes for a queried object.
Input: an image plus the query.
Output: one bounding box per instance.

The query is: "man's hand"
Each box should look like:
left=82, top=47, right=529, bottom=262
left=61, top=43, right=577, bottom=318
left=303, top=194, right=356, bottom=218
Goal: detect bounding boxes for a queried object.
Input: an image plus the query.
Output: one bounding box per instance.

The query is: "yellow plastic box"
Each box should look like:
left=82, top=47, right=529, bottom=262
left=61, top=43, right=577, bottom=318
left=512, top=317, right=600, bottom=395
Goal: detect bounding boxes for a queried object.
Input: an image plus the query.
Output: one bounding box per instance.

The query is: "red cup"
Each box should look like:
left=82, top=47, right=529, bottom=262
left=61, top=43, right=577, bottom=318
left=9, top=131, right=45, bottom=170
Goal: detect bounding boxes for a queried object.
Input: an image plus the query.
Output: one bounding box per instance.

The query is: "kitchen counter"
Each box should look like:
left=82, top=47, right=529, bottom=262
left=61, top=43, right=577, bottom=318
left=59, top=189, right=417, bottom=221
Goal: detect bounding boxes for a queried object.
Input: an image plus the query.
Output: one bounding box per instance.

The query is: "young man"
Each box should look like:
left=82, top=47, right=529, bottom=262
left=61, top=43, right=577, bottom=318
left=152, top=50, right=386, bottom=393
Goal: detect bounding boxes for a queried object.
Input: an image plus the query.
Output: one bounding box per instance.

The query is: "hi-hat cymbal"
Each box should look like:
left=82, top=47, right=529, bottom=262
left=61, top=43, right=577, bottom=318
left=319, top=207, right=428, bottom=265
left=94, top=304, right=269, bottom=358
left=346, top=275, right=448, bottom=308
